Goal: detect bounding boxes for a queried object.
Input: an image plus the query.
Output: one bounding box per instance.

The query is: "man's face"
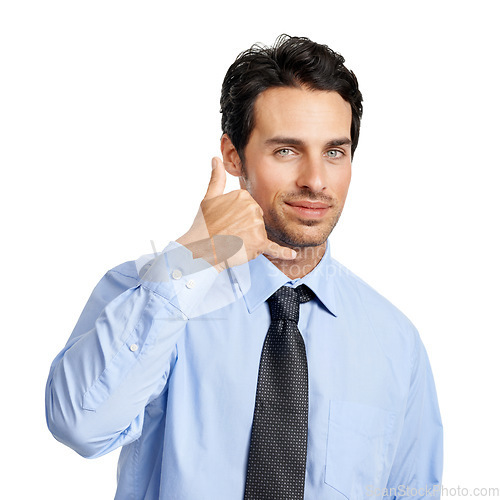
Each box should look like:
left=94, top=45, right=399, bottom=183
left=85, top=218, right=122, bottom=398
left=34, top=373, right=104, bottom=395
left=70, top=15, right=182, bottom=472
left=239, top=86, right=352, bottom=248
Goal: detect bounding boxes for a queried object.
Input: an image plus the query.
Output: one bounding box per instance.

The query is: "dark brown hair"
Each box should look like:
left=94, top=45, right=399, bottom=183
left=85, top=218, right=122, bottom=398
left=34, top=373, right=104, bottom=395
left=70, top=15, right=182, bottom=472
left=220, top=34, right=363, bottom=160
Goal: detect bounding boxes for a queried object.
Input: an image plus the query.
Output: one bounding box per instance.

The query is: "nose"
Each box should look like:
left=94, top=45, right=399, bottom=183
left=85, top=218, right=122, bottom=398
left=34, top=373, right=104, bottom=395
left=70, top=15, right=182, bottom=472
left=296, top=155, right=327, bottom=193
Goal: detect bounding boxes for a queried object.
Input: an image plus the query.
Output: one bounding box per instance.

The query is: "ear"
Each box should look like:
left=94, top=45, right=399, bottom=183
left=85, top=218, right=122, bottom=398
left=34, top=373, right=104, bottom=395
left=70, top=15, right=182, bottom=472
left=220, top=134, right=244, bottom=178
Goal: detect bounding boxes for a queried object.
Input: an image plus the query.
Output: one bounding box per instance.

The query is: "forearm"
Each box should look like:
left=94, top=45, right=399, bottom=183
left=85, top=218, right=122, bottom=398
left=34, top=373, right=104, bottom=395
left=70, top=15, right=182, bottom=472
left=45, top=242, right=220, bottom=458
left=45, top=284, right=185, bottom=457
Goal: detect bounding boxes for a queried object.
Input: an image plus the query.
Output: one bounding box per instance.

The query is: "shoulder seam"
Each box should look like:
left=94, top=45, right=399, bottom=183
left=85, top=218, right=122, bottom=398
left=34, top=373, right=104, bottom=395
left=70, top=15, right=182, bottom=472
left=107, top=265, right=139, bottom=281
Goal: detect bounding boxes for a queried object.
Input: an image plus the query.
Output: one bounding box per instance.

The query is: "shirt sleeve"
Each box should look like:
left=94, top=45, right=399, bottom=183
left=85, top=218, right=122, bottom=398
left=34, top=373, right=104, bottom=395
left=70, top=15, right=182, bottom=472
left=45, top=241, right=221, bottom=459
left=384, top=329, right=443, bottom=499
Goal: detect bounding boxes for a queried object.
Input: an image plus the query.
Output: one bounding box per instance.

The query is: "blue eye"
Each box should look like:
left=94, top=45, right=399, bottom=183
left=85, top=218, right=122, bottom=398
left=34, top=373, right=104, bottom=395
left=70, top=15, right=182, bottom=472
left=326, top=150, right=343, bottom=158
left=277, top=149, right=292, bottom=156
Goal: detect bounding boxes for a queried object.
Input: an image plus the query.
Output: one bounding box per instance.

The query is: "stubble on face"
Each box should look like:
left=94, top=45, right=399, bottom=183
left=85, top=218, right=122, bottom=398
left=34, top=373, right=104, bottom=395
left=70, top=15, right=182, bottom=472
left=241, top=166, right=344, bottom=249
left=266, top=196, right=342, bottom=248
left=233, top=87, right=353, bottom=277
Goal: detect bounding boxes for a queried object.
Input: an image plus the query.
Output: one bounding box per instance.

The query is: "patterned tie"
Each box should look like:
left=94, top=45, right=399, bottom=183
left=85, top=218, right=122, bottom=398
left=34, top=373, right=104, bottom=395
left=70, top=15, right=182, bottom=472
left=244, top=284, right=315, bottom=500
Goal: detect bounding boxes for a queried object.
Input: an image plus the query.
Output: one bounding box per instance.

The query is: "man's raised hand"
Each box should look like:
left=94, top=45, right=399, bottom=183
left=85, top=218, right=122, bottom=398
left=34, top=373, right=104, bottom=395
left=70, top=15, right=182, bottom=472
left=176, top=157, right=296, bottom=270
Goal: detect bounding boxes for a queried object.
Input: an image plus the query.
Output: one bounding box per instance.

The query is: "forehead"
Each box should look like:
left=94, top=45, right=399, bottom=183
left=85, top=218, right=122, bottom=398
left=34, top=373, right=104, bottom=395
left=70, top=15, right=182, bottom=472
left=251, top=86, right=352, bottom=141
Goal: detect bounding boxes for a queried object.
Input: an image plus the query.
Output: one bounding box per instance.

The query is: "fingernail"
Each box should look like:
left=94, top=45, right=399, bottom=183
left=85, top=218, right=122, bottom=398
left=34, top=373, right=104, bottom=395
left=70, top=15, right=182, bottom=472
left=211, top=158, right=217, bottom=170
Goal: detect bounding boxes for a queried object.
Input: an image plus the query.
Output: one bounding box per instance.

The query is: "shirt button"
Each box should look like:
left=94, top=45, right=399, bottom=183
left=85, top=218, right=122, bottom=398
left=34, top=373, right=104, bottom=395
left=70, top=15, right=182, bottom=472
left=129, top=344, right=138, bottom=352
left=171, top=269, right=182, bottom=280
left=186, top=279, right=196, bottom=289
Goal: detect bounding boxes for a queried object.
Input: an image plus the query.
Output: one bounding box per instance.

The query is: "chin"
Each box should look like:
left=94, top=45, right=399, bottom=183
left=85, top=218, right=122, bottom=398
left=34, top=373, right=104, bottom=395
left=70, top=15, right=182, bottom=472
left=286, top=236, right=328, bottom=248
left=267, top=225, right=332, bottom=249
left=264, top=210, right=341, bottom=248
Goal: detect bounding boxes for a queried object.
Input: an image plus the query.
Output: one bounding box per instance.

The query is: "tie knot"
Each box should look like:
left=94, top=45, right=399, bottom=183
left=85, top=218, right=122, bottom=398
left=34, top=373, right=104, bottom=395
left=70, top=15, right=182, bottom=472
left=267, top=284, right=315, bottom=322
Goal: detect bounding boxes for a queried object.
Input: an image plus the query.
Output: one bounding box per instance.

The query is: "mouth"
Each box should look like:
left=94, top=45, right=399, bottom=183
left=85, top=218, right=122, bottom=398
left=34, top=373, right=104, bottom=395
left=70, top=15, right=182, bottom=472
left=284, top=200, right=332, bottom=219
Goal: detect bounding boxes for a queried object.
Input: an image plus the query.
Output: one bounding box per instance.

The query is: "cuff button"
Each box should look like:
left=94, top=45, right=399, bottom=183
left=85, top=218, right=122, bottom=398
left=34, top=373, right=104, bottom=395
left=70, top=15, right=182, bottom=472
left=172, top=269, right=182, bottom=280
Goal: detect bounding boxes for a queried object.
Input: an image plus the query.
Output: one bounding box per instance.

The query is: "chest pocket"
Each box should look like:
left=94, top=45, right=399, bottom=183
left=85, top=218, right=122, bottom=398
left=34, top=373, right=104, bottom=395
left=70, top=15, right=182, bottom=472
left=325, top=400, right=396, bottom=499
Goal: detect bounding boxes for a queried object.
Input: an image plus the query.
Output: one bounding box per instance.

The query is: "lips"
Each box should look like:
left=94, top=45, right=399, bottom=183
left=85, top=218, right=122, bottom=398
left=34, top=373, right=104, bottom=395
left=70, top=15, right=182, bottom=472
left=284, top=200, right=332, bottom=219
left=286, top=200, right=330, bottom=209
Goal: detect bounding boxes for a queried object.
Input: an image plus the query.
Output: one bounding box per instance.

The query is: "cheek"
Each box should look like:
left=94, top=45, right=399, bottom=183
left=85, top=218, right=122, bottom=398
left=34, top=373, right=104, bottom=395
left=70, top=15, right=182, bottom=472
left=249, top=170, right=283, bottom=205
left=329, top=168, right=351, bottom=200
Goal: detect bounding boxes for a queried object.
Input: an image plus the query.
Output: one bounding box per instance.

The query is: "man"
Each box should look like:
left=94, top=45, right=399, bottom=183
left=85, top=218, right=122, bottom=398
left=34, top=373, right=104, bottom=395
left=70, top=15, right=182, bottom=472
left=46, top=35, right=443, bottom=499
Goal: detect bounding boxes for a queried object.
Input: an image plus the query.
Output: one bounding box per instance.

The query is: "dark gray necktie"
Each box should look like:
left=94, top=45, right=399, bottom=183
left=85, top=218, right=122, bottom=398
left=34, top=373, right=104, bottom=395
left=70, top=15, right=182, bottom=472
left=244, top=284, right=315, bottom=500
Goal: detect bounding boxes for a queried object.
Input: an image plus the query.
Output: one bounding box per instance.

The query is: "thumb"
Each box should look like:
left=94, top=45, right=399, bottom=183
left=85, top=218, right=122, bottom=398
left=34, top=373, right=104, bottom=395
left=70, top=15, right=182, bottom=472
left=204, top=157, right=226, bottom=200
left=262, top=239, right=297, bottom=261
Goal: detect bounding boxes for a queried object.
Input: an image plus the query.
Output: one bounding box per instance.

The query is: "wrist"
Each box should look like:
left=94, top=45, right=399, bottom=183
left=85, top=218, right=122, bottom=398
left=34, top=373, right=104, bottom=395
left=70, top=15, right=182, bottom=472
left=176, top=234, right=217, bottom=267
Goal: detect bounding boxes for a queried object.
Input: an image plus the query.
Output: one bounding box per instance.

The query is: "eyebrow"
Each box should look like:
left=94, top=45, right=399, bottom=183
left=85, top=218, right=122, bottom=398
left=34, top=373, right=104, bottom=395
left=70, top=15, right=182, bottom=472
left=264, top=136, right=352, bottom=148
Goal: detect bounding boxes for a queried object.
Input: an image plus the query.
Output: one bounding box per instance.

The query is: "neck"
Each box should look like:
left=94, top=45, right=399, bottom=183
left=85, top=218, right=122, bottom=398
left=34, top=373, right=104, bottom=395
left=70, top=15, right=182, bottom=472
left=266, top=241, right=327, bottom=280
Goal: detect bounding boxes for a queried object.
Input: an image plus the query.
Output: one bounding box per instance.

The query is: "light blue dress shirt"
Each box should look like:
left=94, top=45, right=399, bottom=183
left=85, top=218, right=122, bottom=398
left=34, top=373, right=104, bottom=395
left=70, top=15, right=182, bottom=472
left=46, top=240, right=443, bottom=499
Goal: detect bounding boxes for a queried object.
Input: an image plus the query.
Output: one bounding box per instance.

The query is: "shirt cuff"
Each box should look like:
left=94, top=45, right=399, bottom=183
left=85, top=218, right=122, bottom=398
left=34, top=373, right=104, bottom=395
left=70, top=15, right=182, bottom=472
left=137, top=241, right=233, bottom=319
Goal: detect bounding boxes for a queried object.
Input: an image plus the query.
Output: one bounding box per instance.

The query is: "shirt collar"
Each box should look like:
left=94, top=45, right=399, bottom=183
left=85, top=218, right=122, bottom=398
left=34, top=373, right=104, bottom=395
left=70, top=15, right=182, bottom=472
left=231, top=239, right=337, bottom=317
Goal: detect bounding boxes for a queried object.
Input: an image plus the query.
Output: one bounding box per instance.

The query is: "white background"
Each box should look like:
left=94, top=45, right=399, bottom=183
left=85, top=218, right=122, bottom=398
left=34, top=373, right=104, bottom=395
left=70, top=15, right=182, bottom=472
left=1, top=0, right=499, bottom=498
